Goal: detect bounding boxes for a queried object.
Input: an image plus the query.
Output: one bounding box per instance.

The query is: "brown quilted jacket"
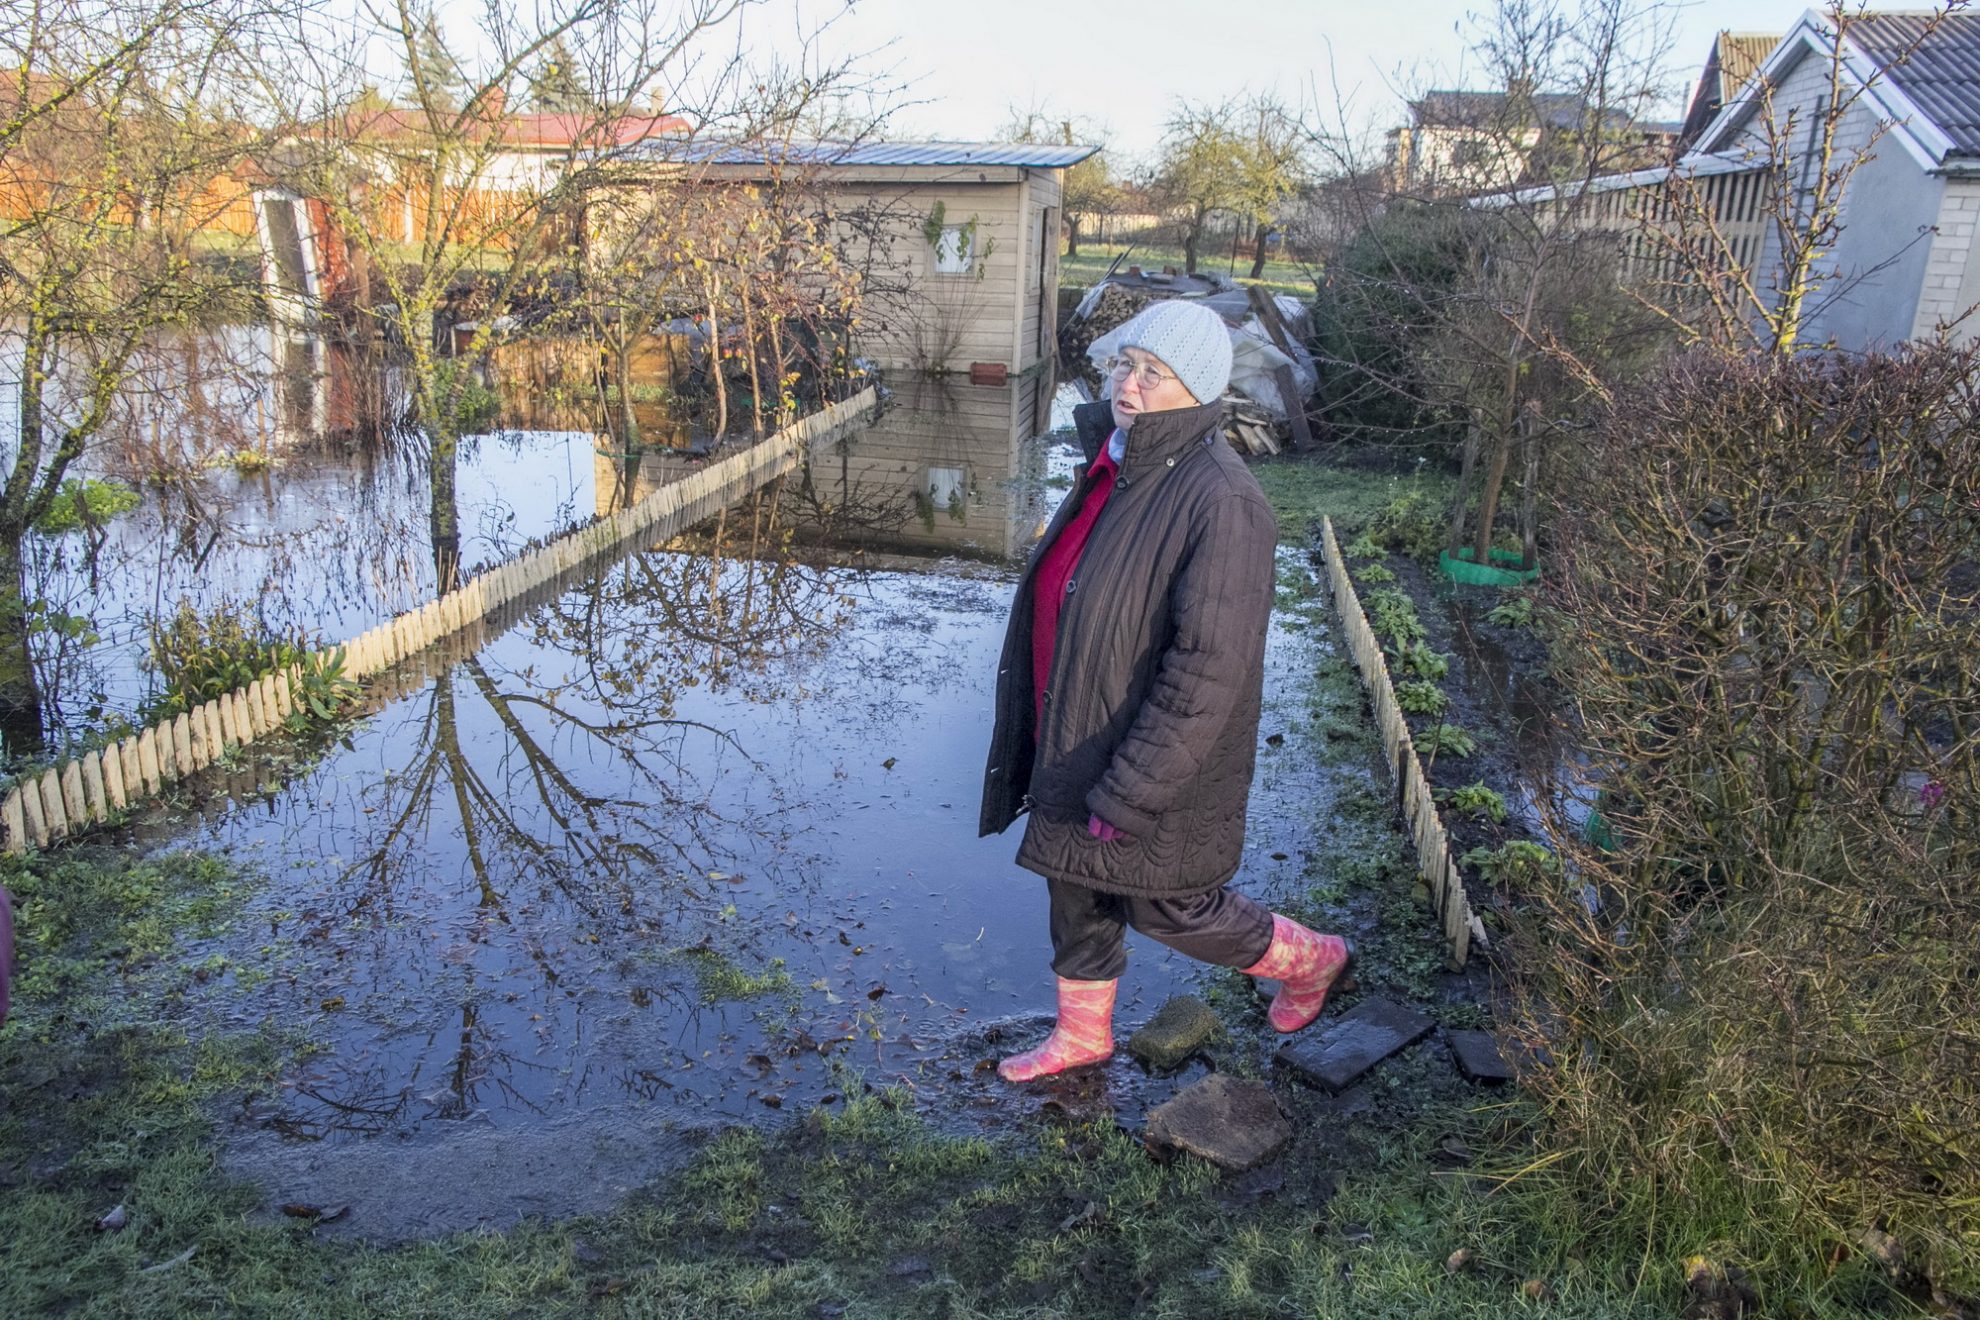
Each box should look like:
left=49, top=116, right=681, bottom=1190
left=979, top=398, right=1277, bottom=898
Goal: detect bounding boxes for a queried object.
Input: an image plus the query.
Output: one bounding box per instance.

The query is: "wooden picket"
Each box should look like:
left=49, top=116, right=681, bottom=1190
left=22, top=779, right=47, bottom=848
left=102, top=742, right=128, bottom=812
left=1320, top=517, right=1485, bottom=968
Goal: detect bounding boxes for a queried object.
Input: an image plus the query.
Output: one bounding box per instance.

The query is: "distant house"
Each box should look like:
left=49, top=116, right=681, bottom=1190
left=1674, top=30, right=1781, bottom=152
left=1490, top=10, right=1980, bottom=350
left=349, top=102, right=692, bottom=244
left=1387, top=90, right=1678, bottom=197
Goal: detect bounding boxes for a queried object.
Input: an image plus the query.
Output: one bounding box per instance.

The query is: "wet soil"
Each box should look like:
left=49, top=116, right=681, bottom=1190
left=1349, top=547, right=1566, bottom=920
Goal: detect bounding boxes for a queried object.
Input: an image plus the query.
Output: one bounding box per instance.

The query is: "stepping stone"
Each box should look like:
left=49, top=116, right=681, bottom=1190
left=1127, top=996, right=1220, bottom=1069
left=1447, top=1029, right=1516, bottom=1083
left=1145, top=1074, right=1291, bottom=1171
left=1274, top=996, right=1434, bottom=1093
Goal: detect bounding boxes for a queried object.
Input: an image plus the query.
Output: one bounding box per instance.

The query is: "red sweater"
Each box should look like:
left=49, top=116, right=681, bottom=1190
left=1032, top=445, right=1120, bottom=723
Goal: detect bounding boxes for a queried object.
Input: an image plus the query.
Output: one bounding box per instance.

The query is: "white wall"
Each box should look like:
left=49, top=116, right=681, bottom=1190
left=1724, top=41, right=1944, bottom=349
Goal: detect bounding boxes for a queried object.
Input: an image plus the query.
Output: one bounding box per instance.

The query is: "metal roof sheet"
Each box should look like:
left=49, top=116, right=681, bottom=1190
left=1849, top=13, right=1980, bottom=159
left=619, top=139, right=1097, bottom=169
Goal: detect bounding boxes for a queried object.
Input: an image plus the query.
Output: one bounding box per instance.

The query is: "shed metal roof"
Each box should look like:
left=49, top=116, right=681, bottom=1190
left=618, top=139, right=1097, bottom=169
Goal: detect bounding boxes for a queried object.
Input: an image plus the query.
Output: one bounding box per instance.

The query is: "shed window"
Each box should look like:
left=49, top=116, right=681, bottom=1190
left=926, top=466, right=967, bottom=516
left=933, top=225, right=974, bottom=275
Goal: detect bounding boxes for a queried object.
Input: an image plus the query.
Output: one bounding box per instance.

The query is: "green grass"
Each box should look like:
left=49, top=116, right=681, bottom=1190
left=0, top=474, right=1934, bottom=1316
left=1252, top=462, right=1455, bottom=542
left=1061, top=241, right=1314, bottom=299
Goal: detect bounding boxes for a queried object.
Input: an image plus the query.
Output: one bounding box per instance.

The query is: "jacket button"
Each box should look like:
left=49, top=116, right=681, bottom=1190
left=1041, top=689, right=1051, bottom=705
left=1065, top=580, right=1077, bottom=595
left=1166, top=457, right=1176, bottom=467
left=1115, top=476, right=1128, bottom=489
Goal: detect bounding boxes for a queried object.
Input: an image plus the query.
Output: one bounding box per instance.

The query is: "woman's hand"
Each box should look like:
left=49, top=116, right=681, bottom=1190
left=1087, top=813, right=1125, bottom=842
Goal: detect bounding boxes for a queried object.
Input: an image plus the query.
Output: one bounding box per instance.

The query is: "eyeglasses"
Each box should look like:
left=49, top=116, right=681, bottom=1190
left=1104, top=356, right=1179, bottom=390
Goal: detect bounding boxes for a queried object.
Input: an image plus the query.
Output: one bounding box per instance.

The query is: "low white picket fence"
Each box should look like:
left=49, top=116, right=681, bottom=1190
left=0, top=387, right=880, bottom=855
left=1319, top=516, right=1488, bottom=968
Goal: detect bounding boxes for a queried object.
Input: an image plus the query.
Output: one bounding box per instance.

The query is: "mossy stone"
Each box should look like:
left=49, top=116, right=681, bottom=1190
left=1127, top=995, right=1221, bottom=1068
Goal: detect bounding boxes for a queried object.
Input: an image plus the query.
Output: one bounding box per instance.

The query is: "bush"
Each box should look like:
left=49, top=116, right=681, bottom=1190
left=147, top=600, right=352, bottom=724
left=1368, top=489, right=1446, bottom=561
left=1362, top=587, right=1426, bottom=646
left=1385, top=640, right=1448, bottom=680
left=1461, top=839, right=1553, bottom=884
left=33, top=478, right=140, bottom=534
left=1310, top=202, right=1469, bottom=447
left=1485, top=594, right=1534, bottom=627
left=1526, top=343, right=1980, bottom=1295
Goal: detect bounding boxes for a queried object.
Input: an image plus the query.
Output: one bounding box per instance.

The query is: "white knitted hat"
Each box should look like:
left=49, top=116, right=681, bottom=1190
left=1113, top=299, right=1233, bottom=405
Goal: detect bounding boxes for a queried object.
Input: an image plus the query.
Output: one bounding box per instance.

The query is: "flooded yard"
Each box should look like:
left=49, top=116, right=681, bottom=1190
left=5, top=337, right=1387, bottom=1237
left=87, top=425, right=1366, bottom=1238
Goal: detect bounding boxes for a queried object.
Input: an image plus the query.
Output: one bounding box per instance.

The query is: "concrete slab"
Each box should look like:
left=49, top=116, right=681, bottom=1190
left=1143, top=1074, right=1291, bottom=1171
left=1127, top=996, right=1220, bottom=1069
left=1274, top=996, right=1434, bottom=1093
left=1447, top=1029, right=1516, bottom=1083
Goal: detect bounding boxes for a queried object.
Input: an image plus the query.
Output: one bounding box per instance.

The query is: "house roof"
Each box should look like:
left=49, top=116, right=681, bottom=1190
left=1716, top=33, right=1780, bottom=101
left=1695, top=9, right=1980, bottom=171
left=353, top=107, right=691, bottom=149
left=1409, top=90, right=1592, bottom=132
left=1848, top=12, right=1980, bottom=158
left=1678, top=31, right=1783, bottom=147
left=618, top=139, right=1098, bottom=169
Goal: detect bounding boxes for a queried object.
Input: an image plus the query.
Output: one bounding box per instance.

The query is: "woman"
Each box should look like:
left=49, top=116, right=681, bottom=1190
left=980, top=298, right=1349, bottom=1082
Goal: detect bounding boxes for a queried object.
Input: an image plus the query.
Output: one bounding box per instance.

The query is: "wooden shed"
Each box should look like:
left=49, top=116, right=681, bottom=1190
left=615, top=139, right=1097, bottom=379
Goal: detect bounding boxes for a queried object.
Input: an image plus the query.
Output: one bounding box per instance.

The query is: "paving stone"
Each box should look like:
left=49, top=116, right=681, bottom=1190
left=1126, top=996, right=1220, bottom=1068
left=1143, top=1074, right=1291, bottom=1171
left=1273, top=996, right=1434, bottom=1093
left=1447, top=1029, right=1516, bottom=1083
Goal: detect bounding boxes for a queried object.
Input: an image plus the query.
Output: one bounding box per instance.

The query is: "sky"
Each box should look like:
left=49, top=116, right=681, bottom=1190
left=736, top=0, right=1829, bottom=166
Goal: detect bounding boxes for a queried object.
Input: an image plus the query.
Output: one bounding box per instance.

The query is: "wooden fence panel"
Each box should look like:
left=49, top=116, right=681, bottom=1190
left=1320, top=517, right=1484, bottom=967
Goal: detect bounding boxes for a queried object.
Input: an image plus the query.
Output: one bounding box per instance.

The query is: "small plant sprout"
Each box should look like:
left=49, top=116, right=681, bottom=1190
left=1353, top=562, right=1397, bottom=585
left=1363, top=588, right=1427, bottom=646
left=1413, top=723, right=1477, bottom=758
left=1444, top=781, right=1508, bottom=823
left=1388, top=641, right=1450, bottom=680
left=1395, top=680, right=1450, bottom=717
left=1486, top=594, right=1536, bottom=628
left=1462, top=840, right=1557, bottom=886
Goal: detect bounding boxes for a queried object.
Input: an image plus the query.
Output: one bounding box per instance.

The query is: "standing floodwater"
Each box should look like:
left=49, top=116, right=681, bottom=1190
left=113, top=391, right=1350, bottom=1238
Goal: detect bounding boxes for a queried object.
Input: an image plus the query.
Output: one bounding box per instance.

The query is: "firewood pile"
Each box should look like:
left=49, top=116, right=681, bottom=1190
left=1224, top=400, right=1285, bottom=456
left=1059, top=283, right=1158, bottom=392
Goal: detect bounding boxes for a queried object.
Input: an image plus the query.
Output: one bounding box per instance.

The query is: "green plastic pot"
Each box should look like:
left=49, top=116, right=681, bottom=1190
left=1439, top=546, right=1540, bottom=587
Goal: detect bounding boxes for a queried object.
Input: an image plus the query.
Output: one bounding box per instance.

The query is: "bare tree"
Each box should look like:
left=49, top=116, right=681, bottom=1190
left=0, top=0, right=285, bottom=754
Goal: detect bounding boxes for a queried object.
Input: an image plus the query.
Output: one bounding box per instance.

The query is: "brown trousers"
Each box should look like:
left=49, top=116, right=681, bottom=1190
left=1047, top=876, right=1275, bottom=981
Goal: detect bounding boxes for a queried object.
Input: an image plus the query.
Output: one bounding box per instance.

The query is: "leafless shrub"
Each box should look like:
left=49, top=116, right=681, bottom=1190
left=1518, top=342, right=1980, bottom=1292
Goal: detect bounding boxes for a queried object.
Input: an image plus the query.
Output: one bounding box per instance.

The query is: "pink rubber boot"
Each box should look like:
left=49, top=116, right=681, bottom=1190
left=1242, top=913, right=1352, bottom=1033
left=997, top=977, right=1118, bottom=1082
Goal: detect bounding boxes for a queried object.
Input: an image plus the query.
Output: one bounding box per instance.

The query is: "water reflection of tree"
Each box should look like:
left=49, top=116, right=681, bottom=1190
left=537, top=487, right=853, bottom=716
left=273, top=514, right=854, bottom=1135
